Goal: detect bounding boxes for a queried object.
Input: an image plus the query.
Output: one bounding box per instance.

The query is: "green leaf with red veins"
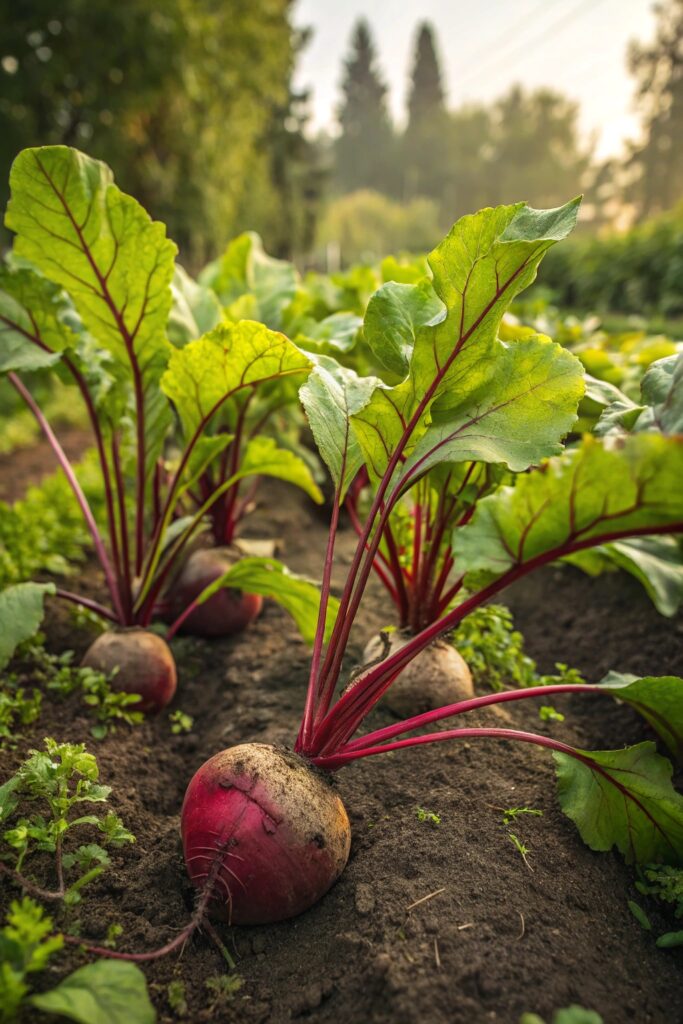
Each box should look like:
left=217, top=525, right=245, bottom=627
left=554, top=742, right=683, bottom=865
left=5, top=145, right=177, bottom=476
left=452, top=434, right=683, bottom=579
left=299, top=357, right=380, bottom=500
left=596, top=673, right=683, bottom=766
left=0, top=260, right=77, bottom=372
left=351, top=199, right=582, bottom=482
left=398, top=335, right=583, bottom=486
left=161, top=319, right=313, bottom=438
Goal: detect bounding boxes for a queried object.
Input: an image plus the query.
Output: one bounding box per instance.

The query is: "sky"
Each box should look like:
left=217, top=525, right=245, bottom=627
left=292, top=0, right=659, bottom=160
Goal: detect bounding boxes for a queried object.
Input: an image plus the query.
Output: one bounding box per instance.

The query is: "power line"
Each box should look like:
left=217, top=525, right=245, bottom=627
left=457, top=0, right=611, bottom=90
left=457, top=0, right=571, bottom=76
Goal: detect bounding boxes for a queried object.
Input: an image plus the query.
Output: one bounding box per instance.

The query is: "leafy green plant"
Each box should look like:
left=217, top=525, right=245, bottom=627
left=0, top=739, right=134, bottom=906
left=634, top=863, right=683, bottom=948
left=0, top=146, right=331, bottom=642
left=0, top=897, right=155, bottom=1024
left=637, top=864, right=683, bottom=917
left=0, top=452, right=104, bottom=591
left=178, top=198, right=683, bottom=933
left=16, top=636, right=143, bottom=740
left=0, top=897, right=63, bottom=1023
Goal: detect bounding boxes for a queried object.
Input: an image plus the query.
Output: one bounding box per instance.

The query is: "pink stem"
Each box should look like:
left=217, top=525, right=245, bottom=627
left=342, top=683, right=599, bottom=752
left=298, top=481, right=343, bottom=749
left=310, top=725, right=581, bottom=770
left=9, top=373, right=125, bottom=623
left=54, top=589, right=118, bottom=623
left=307, top=520, right=683, bottom=757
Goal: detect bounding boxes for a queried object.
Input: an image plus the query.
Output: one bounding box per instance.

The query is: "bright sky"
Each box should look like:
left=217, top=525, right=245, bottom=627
left=293, top=0, right=658, bottom=160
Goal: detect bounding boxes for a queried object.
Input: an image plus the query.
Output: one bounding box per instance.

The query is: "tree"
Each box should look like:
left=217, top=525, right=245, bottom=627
left=627, top=0, right=683, bottom=218
left=333, top=20, right=396, bottom=195
left=485, top=86, right=591, bottom=210
left=402, top=22, right=450, bottom=203
left=0, top=0, right=298, bottom=264
left=439, top=105, right=493, bottom=222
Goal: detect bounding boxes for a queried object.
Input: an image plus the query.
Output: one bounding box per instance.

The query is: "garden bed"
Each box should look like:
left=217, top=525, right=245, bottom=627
left=1, top=476, right=681, bottom=1024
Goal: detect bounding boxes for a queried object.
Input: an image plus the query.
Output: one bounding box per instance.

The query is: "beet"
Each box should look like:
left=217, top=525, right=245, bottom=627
left=181, top=743, right=351, bottom=925
left=362, top=632, right=474, bottom=718
left=81, top=629, right=177, bottom=713
left=171, top=548, right=263, bottom=637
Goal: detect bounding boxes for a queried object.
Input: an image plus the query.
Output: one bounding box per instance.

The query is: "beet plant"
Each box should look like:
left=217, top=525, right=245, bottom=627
left=0, top=146, right=333, bottom=697
left=180, top=198, right=683, bottom=925
left=347, top=289, right=683, bottom=716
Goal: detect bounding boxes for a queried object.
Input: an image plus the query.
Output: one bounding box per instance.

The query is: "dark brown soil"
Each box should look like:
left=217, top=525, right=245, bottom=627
left=1, top=477, right=682, bottom=1024
left=0, top=427, right=91, bottom=503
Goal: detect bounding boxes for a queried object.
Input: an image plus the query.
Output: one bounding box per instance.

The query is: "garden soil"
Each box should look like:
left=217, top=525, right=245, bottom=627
left=1, top=475, right=682, bottom=1024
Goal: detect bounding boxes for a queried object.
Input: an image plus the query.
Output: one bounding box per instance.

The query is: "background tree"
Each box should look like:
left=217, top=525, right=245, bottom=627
left=333, top=20, right=397, bottom=195
left=0, top=0, right=298, bottom=264
left=439, top=105, right=492, bottom=222
left=626, top=0, right=683, bottom=218
left=402, top=22, right=451, bottom=203
left=485, top=86, right=591, bottom=210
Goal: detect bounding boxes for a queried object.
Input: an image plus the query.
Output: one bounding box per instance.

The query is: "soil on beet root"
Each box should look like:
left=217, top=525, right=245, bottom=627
left=1, top=476, right=682, bottom=1024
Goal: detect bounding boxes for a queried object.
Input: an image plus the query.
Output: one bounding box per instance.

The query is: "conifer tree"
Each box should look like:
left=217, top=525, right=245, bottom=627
left=334, top=20, right=396, bottom=194
left=403, top=22, right=450, bottom=204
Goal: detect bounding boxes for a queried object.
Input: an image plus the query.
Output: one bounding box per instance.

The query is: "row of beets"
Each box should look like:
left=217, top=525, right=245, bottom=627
left=2, top=146, right=683, bottom=945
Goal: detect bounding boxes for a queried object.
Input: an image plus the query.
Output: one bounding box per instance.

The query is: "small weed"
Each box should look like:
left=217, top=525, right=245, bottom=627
left=501, top=807, right=544, bottom=826
left=0, top=739, right=134, bottom=905
left=539, top=705, right=565, bottom=722
left=169, top=710, right=194, bottom=735
left=416, top=807, right=441, bottom=826
left=167, top=979, right=188, bottom=1016
left=205, top=973, right=243, bottom=1010
left=1, top=637, right=144, bottom=742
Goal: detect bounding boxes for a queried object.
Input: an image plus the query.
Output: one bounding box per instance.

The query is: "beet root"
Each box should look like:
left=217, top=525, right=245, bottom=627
left=362, top=631, right=474, bottom=719
left=181, top=743, right=351, bottom=925
left=81, top=629, right=177, bottom=713
left=171, top=548, right=263, bottom=637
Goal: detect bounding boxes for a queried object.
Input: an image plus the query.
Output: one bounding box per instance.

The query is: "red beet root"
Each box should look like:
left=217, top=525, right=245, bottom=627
left=181, top=743, right=351, bottom=925
left=81, top=629, right=177, bottom=713
left=172, top=548, right=263, bottom=637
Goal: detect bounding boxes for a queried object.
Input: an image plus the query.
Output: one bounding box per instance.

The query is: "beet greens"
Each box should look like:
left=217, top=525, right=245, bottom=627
left=292, top=198, right=683, bottom=863
left=0, top=147, right=329, bottom=641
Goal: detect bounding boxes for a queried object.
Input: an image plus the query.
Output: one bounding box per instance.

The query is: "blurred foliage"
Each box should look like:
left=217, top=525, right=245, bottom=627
left=538, top=203, right=683, bottom=316
left=506, top=295, right=682, bottom=434
left=317, top=190, right=442, bottom=266
left=331, top=20, right=592, bottom=244
left=0, top=374, right=86, bottom=455
left=0, top=452, right=103, bottom=590
left=626, top=0, right=683, bottom=219
left=0, top=1, right=322, bottom=265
